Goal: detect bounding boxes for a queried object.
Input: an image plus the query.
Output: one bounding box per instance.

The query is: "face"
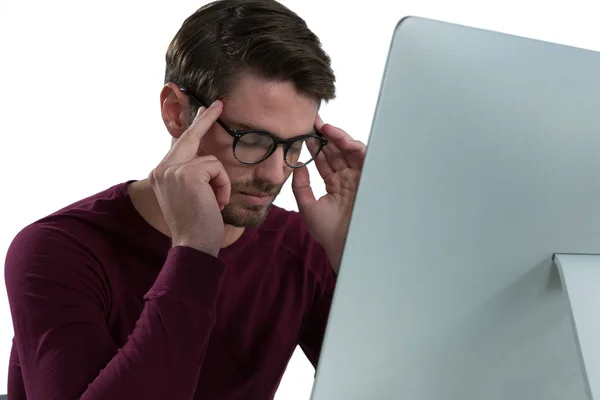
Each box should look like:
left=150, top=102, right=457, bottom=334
left=162, top=74, right=319, bottom=228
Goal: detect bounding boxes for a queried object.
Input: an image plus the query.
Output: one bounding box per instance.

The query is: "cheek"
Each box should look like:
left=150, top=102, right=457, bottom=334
left=225, top=166, right=251, bottom=187
left=197, top=131, right=234, bottom=159
left=197, top=133, right=253, bottom=183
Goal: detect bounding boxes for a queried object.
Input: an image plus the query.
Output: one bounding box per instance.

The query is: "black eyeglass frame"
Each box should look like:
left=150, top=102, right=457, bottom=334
left=179, top=87, right=328, bottom=168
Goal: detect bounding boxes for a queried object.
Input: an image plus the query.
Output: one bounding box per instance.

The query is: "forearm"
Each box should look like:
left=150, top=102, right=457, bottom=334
left=8, top=238, right=225, bottom=400
left=80, top=247, right=225, bottom=400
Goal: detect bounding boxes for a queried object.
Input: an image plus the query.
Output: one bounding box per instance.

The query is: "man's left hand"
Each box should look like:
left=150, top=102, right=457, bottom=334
left=292, top=115, right=367, bottom=273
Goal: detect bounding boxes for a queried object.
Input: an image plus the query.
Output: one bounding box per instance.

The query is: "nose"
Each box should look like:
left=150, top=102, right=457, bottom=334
left=254, top=146, right=288, bottom=185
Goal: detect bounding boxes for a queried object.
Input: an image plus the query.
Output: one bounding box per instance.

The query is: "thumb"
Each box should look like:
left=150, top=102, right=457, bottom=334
left=292, top=166, right=317, bottom=211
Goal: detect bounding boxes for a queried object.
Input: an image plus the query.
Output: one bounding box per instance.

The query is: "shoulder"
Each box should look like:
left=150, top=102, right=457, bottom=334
left=6, top=182, right=128, bottom=268
left=4, top=218, right=112, bottom=315
left=9, top=181, right=132, bottom=257
left=7, top=217, right=103, bottom=263
left=4, top=184, right=128, bottom=303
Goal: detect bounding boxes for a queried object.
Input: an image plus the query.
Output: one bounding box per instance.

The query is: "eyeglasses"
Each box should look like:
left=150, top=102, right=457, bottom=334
left=179, top=87, right=328, bottom=168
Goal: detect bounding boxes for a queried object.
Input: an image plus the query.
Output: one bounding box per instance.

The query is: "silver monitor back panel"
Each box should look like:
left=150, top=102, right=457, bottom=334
left=311, top=16, right=600, bottom=400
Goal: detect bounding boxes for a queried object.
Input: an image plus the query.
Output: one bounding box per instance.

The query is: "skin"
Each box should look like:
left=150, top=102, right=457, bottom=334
left=129, top=73, right=366, bottom=272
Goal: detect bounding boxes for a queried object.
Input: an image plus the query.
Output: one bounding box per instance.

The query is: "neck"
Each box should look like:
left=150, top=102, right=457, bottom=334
left=223, top=224, right=245, bottom=248
left=128, top=179, right=245, bottom=249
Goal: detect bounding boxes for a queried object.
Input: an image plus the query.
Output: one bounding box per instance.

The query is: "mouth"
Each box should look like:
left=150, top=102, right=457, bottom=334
left=237, top=191, right=273, bottom=206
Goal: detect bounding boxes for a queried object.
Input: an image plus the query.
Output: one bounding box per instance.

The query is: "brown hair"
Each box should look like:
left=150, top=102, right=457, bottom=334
left=165, top=0, right=336, bottom=113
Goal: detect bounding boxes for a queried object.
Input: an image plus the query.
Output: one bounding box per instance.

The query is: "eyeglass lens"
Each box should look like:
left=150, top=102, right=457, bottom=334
left=234, top=133, right=323, bottom=167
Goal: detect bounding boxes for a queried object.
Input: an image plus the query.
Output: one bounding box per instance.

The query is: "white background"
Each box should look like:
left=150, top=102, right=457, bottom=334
left=1, top=0, right=600, bottom=397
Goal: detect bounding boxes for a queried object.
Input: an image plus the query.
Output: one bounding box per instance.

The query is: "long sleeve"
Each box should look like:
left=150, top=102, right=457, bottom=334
left=4, top=224, right=225, bottom=400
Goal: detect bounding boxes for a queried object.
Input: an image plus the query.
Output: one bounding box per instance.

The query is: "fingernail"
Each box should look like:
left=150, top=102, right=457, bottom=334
left=210, top=100, right=221, bottom=108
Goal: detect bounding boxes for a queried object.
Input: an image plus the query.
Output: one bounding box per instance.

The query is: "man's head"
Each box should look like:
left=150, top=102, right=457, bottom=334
left=160, top=0, right=336, bottom=228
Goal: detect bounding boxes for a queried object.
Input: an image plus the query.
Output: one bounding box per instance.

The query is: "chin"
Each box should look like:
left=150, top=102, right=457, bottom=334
left=221, top=203, right=273, bottom=228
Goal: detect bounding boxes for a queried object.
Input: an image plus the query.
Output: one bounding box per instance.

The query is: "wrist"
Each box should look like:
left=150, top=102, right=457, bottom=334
left=172, top=238, right=220, bottom=258
left=324, top=242, right=344, bottom=274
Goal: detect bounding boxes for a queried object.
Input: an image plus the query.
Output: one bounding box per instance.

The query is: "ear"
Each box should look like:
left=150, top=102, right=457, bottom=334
left=160, top=82, right=191, bottom=139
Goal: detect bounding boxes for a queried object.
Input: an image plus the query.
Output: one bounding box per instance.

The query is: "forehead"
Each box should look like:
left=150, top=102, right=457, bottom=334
left=222, top=74, right=319, bottom=138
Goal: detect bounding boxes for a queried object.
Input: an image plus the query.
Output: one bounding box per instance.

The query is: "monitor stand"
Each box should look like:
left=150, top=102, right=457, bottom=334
left=554, top=253, right=600, bottom=399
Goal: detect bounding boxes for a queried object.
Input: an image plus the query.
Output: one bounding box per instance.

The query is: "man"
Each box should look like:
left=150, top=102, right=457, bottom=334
left=4, top=0, right=366, bottom=399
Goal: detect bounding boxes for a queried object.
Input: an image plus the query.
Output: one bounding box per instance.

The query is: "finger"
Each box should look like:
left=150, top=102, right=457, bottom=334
left=334, top=139, right=367, bottom=169
left=175, top=156, right=231, bottom=207
left=292, top=166, right=317, bottom=212
left=312, top=115, right=338, bottom=177
left=308, top=138, right=334, bottom=179
left=322, top=141, right=350, bottom=172
left=321, top=123, right=366, bottom=169
left=163, top=100, right=223, bottom=165
left=321, top=122, right=354, bottom=143
left=205, top=161, right=231, bottom=209
left=314, top=113, right=325, bottom=131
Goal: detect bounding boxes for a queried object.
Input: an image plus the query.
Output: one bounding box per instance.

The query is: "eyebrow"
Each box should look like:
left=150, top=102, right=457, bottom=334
left=223, top=118, right=317, bottom=138
left=225, top=120, right=266, bottom=131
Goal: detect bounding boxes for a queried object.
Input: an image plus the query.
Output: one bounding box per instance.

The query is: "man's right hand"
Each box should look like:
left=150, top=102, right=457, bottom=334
left=149, top=100, right=230, bottom=257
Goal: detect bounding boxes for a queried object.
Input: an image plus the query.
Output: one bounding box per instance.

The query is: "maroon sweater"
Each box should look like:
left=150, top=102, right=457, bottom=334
left=4, top=181, right=336, bottom=400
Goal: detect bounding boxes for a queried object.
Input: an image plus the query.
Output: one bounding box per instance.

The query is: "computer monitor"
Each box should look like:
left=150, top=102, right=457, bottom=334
left=310, top=16, right=600, bottom=400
